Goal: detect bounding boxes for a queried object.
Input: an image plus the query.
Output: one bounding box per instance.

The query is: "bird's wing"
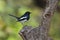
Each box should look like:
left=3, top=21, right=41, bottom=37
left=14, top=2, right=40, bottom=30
left=18, top=16, right=27, bottom=21
left=19, top=12, right=28, bottom=18
left=19, top=13, right=28, bottom=20
left=20, top=16, right=27, bottom=19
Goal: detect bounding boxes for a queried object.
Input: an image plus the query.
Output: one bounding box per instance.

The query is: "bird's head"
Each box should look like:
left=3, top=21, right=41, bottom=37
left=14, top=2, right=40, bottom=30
left=25, top=11, right=31, bottom=15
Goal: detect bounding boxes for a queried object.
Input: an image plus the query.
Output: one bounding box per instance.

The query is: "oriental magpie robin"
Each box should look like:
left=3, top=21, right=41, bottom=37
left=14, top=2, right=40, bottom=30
left=9, top=11, right=31, bottom=23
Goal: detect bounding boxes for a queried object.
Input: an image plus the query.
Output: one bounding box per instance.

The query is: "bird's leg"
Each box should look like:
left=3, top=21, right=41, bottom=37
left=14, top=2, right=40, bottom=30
left=21, top=22, right=25, bottom=27
left=26, top=21, right=29, bottom=26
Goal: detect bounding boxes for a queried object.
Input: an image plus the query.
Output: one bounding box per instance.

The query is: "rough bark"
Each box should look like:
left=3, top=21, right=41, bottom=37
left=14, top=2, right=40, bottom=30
left=19, top=0, right=58, bottom=40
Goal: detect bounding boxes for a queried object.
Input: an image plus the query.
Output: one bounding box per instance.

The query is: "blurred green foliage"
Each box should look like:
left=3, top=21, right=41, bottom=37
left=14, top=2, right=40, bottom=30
left=0, top=0, right=60, bottom=40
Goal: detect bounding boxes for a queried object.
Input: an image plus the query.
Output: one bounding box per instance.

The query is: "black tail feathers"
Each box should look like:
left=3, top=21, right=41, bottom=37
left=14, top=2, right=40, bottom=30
left=8, top=14, right=18, bottom=19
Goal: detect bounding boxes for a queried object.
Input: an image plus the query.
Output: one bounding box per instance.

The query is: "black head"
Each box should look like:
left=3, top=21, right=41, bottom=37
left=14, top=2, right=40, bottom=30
left=25, top=11, right=31, bottom=15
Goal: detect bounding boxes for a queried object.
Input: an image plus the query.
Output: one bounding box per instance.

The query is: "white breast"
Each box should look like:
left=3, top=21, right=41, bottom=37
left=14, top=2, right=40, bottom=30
left=20, top=19, right=27, bottom=23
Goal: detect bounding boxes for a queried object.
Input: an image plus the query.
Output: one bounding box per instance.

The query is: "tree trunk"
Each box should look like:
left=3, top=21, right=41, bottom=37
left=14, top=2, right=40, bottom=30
left=19, top=0, right=58, bottom=40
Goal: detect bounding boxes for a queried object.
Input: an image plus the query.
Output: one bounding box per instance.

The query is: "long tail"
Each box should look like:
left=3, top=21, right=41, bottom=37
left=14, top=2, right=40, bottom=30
left=8, top=14, right=18, bottom=19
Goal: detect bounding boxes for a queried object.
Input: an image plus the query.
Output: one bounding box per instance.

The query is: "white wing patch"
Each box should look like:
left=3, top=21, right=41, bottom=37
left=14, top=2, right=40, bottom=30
left=20, top=16, right=27, bottom=19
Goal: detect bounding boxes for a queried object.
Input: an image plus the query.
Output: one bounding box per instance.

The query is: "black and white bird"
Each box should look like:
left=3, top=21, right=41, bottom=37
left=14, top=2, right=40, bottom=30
left=9, top=11, right=31, bottom=24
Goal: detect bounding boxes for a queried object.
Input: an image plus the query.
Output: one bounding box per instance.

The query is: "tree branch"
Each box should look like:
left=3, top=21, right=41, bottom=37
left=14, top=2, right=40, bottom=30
left=19, top=0, right=58, bottom=40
